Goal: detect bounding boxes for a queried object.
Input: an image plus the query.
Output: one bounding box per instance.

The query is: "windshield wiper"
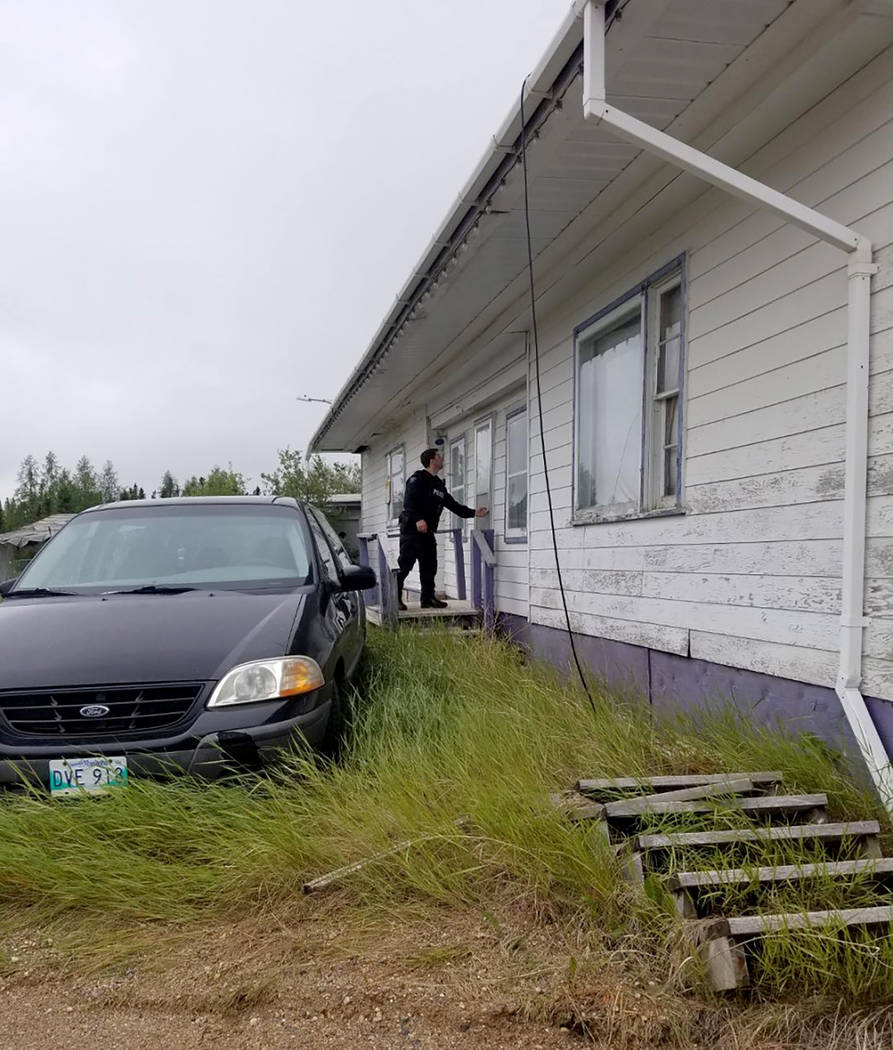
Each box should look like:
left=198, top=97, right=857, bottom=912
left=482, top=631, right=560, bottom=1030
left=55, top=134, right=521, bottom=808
left=4, top=587, right=80, bottom=598
left=103, top=585, right=198, bottom=595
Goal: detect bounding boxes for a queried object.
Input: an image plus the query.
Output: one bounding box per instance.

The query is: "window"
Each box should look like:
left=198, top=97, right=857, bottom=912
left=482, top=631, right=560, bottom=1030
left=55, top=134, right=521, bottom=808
left=574, top=260, right=684, bottom=520
left=306, top=510, right=340, bottom=585
left=386, top=447, right=404, bottom=528
left=505, top=408, right=527, bottom=539
left=308, top=506, right=353, bottom=572
left=474, top=418, right=492, bottom=528
left=448, top=435, right=467, bottom=531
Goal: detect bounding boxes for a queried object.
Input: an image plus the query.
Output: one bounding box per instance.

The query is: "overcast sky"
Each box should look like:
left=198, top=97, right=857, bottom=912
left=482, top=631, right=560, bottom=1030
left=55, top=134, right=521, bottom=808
left=1, top=0, right=565, bottom=500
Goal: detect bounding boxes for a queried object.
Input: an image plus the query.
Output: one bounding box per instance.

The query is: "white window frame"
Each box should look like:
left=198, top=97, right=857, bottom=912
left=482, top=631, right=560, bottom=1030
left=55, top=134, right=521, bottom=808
left=386, top=446, right=405, bottom=531
left=448, top=433, right=468, bottom=534
left=573, top=257, right=685, bottom=524
left=473, top=414, right=494, bottom=519
left=504, top=406, right=528, bottom=541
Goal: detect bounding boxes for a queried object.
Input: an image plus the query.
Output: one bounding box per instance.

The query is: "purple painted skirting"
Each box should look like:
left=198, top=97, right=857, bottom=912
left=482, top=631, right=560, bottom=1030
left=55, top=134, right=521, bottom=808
left=497, top=613, right=893, bottom=768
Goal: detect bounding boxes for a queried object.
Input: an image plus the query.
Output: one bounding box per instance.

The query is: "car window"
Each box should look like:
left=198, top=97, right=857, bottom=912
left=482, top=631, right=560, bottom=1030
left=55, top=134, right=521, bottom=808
left=306, top=511, right=340, bottom=585
left=14, top=504, right=314, bottom=592
left=308, top=507, right=353, bottom=572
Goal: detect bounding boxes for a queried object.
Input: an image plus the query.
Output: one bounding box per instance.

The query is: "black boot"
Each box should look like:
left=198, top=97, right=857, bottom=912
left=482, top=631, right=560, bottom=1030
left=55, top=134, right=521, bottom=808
left=420, top=597, right=448, bottom=609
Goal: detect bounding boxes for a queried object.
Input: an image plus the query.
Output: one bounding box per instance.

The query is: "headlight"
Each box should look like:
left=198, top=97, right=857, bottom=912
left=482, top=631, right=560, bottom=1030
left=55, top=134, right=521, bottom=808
left=207, top=657, right=325, bottom=708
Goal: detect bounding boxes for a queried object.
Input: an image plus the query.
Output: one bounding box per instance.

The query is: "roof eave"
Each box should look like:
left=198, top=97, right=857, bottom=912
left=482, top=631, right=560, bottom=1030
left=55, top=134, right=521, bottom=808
left=309, top=1, right=590, bottom=453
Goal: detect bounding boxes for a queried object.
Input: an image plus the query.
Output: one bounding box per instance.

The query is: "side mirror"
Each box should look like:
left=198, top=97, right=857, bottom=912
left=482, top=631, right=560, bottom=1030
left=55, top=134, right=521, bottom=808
left=0, top=578, right=18, bottom=596
left=337, top=564, right=377, bottom=592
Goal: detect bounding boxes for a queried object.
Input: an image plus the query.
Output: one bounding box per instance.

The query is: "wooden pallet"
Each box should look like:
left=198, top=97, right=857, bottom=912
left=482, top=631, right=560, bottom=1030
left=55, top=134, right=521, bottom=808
left=576, top=771, right=783, bottom=799
left=669, top=857, right=893, bottom=918
left=551, top=772, right=892, bottom=992
left=696, top=907, right=893, bottom=991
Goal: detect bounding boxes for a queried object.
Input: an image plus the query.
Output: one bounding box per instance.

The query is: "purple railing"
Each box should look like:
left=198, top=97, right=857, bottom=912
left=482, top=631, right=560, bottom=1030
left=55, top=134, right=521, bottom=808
left=357, top=527, right=494, bottom=633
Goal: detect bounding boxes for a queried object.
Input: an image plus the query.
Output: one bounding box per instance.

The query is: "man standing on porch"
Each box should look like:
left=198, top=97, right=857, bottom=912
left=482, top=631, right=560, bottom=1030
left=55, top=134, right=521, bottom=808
left=397, top=447, right=488, bottom=610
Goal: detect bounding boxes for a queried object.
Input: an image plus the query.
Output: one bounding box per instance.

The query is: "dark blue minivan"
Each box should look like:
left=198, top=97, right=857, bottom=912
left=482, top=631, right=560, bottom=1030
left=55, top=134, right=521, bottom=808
left=0, top=496, right=375, bottom=793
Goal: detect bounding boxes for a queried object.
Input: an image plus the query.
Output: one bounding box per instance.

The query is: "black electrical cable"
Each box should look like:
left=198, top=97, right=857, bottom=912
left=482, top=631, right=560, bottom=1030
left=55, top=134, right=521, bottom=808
left=519, top=80, right=595, bottom=714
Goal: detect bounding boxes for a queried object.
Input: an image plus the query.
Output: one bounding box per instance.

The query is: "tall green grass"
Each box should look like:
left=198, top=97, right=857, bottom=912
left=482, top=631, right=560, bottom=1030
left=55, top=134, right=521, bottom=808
left=0, top=626, right=888, bottom=1001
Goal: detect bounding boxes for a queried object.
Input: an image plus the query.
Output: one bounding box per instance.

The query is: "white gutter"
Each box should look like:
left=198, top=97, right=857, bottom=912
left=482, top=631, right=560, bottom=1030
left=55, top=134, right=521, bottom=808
left=581, top=1, right=890, bottom=809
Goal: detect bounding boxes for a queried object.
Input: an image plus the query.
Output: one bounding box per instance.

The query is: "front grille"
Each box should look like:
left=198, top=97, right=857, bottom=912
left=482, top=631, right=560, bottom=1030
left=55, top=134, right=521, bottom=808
left=0, top=684, right=205, bottom=740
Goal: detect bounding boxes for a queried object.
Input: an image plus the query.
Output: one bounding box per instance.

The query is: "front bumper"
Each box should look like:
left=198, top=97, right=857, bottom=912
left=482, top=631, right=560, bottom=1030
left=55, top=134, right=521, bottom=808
left=0, top=699, right=331, bottom=787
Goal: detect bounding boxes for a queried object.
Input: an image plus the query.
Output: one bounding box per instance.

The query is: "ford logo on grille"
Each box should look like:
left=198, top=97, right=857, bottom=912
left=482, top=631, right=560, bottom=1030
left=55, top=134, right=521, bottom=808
left=79, top=704, right=110, bottom=718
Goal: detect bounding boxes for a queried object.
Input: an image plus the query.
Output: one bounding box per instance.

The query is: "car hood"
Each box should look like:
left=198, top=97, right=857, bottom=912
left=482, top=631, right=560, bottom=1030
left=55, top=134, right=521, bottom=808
left=0, top=591, right=307, bottom=689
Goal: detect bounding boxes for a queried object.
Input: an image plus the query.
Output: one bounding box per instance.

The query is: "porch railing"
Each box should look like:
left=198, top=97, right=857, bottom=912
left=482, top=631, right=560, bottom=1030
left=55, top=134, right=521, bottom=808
left=357, top=528, right=495, bottom=632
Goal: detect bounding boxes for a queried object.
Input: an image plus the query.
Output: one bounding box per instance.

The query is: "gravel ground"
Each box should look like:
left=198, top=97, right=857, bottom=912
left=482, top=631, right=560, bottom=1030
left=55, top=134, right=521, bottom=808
left=0, top=911, right=588, bottom=1050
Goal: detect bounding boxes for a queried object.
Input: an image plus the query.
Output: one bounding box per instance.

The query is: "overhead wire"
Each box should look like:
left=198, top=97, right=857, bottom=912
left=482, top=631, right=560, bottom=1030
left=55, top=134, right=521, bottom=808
left=519, top=79, right=596, bottom=715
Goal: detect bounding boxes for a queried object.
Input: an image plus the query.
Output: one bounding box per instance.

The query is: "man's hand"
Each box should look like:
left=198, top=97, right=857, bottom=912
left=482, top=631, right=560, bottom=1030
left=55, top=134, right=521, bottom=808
left=475, top=507, right=488, bottom=517
left=416, top=519, right=428, bottom=534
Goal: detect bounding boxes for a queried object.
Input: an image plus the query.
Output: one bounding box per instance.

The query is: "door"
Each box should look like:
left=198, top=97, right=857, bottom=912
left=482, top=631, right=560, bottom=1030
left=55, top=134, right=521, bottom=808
left=474, top=417, right=493, bottom=531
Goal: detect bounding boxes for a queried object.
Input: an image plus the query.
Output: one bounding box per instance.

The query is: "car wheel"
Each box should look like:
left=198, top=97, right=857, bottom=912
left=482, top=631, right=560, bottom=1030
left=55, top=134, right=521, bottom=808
left=322, top=676, right=348, bottom=757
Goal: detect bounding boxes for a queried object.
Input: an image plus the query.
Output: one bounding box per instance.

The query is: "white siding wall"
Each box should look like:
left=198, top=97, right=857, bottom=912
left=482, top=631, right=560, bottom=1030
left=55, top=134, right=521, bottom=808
left=525, top=45, right=893, bottom=697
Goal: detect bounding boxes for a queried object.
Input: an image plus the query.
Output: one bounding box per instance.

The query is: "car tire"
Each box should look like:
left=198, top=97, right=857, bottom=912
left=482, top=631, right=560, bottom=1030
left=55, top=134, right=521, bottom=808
left=321, top=676, right=348, bottom=757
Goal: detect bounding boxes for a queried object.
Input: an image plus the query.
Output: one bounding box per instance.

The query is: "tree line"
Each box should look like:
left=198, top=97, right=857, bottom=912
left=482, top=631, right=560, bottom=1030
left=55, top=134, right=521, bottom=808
left=0, top=449, right=360, bottom=533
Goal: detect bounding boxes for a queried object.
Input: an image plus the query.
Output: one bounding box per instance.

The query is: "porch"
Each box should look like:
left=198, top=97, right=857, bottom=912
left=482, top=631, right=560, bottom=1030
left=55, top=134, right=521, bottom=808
left=358, top=528, right=496, bottom=630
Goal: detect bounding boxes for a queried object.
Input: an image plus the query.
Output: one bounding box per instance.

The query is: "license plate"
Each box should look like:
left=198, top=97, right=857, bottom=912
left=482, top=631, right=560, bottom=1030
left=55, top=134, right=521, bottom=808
left=49, top=756, right=128, bottom=797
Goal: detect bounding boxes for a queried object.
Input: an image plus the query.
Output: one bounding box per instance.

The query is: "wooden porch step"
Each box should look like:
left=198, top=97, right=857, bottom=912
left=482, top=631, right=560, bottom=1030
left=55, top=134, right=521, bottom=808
left=670, top=857, right=893, bottom=918
left=697, top=906, right=893, bottom=991
left=636, top=820, right=881, bottom=854
left=672, top=856, right=893, bottom=891
left=603, top=778, right=754, bottom=818
left=606, top=793, right=827, bottom=823
left=366, top=601, right=480, bottom=627
left=620, top=821, right=881, bottom=886
left=577, top=771, right=783, bottom=799
left=708, top=905, right=893, bottom=938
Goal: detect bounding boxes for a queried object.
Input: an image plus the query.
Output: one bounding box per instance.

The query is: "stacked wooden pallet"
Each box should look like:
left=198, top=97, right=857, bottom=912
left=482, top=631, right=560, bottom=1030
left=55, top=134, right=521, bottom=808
left=551, top=772, right=891, bottom=991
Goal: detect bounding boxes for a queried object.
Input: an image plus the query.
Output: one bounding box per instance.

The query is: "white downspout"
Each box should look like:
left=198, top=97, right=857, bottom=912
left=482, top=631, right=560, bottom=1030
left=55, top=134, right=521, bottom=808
left=580, top=1, right=891, bottom=809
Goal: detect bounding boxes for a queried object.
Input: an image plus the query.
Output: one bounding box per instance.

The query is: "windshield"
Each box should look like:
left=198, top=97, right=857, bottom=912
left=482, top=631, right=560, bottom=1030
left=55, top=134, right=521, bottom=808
left=12, top=504, right=314, bottom=594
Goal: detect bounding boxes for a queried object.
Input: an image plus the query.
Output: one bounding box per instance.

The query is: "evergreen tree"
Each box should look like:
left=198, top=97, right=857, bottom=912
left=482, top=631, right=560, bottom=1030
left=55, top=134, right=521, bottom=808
left=99, top=461, right=120, bottom=502
left=159, top=470, right=179, bottom=498
left=74, top=456, right=100, bottom=508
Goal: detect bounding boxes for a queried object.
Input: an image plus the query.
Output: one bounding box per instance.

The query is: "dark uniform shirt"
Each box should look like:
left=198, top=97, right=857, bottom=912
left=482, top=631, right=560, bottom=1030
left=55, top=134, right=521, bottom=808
left=400, top=469, right=475, bottom=534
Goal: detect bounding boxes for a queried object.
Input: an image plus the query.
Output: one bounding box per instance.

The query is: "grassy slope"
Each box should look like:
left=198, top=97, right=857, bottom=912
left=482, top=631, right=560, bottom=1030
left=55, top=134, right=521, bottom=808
left=1, top=626, right=892, bottom=1041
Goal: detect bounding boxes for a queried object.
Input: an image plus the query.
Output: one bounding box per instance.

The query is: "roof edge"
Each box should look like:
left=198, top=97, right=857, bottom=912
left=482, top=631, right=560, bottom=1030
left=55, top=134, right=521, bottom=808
left=309, top=1, right=597, bottom=453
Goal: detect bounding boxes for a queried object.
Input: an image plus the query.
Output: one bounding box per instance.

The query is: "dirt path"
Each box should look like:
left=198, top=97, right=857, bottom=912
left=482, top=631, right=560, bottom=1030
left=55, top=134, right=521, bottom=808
left=0, top=910, right=589, bottom=1050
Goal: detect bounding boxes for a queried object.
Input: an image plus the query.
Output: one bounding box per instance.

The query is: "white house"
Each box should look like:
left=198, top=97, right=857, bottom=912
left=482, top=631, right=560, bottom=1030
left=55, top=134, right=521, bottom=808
left=310, top=0, right=893, bottom=776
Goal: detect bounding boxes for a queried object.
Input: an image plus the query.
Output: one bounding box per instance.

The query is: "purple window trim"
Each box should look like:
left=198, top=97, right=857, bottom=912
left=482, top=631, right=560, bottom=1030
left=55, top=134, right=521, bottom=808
left=504, top=403, right=529, bottom=543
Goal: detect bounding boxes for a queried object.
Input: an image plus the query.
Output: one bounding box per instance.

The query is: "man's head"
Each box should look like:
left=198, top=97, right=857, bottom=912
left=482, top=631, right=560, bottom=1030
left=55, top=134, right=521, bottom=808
left=421, top=448, right=444, bottom=473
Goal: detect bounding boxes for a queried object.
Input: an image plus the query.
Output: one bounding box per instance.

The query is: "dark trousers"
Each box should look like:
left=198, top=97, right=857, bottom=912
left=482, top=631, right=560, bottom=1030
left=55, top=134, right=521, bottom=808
left=397, top=531, right=437, bottom=603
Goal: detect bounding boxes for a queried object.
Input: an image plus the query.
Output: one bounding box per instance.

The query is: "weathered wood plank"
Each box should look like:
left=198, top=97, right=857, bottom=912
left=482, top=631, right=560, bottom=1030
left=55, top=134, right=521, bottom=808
left=636, top=821, right=880, bottom=851
left=687, top=385, right=845, bottom=460
left=686, top=348, right=844, bottom=430
left=529, top=501, right=844, bottom=550
left=714, top=906, right=893, bottom=938
left=644, top=540, right=842, bottom=578
left=530, top=589, right=838, bottom=653
left=549, top=791, right=606, bottom=823
left=577, top=772, right=783, bottom=796
left=603, top=779, right=754, bottom=818
left=532, top=606, right=690, bottom=657
left=689, top=632, right=837, bottom=690
left=702, top=936, right=749, bottom=992
left=670, top=857, right=893, bottom=892
left=687, top=309, right=846, bottom=401
left=605, top=793, right=827, bottom=821
left=641, top=572, right=840, bottom=615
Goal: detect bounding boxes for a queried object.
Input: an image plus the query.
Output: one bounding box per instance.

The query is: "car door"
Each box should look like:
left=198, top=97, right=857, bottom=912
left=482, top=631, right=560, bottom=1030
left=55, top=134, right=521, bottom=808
left=306, top=506, right=362, bottom=678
